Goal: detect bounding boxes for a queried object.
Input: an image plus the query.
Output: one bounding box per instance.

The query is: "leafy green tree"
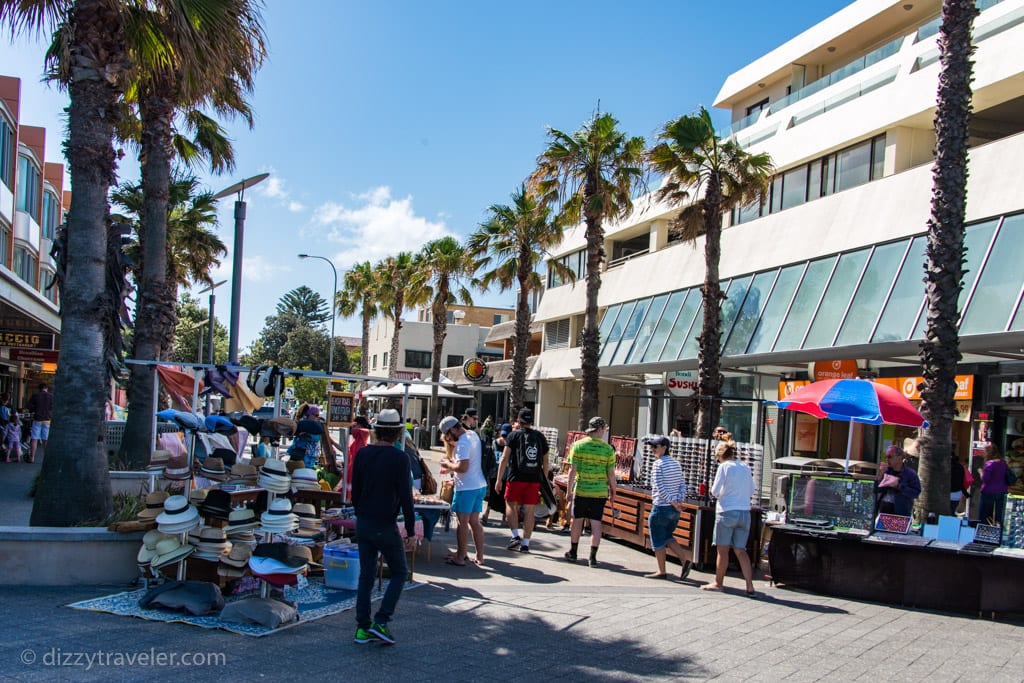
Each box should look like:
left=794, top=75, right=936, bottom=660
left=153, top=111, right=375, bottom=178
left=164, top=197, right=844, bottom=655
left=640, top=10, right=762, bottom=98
left=470, top=184, right=572, bottom=415
left=338, top=260, right=378, bottom=408
left=917, top=0, right=979, bottom=518
left=253, top=312, right=303, bottom=364
left=277, top=285, right=331, bottom=327
left=534, top=113, right=646, bottom=429
left=290, top=373, right=328, bottom=406
left=3, top=0, right=137, bottom=525
left=648, top=107, right=772, bottom=438
left=278, top=327, right=352, bottom=373
left=418, top=236, right=476, bottom=422
left=171, top=292, right=228, bottom=364
left=374, top=253, right=427, bottom=380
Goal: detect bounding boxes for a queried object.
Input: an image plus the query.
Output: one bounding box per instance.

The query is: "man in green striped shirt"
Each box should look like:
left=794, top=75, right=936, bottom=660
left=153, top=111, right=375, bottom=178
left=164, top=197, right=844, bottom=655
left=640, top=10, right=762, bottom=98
left=564, top=417, right=616, bottom=568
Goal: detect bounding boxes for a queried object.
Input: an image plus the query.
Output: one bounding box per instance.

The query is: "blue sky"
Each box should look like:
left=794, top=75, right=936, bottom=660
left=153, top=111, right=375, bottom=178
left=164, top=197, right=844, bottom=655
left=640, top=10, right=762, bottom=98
left=1, top=0, right=850, bottom=350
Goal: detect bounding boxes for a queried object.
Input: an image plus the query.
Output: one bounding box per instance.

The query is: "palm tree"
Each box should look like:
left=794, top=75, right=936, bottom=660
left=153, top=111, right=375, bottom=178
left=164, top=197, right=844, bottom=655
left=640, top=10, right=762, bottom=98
left=648, top=107, right=773, bottom=438
left=338, top=261, right=378, bottom=411
left=277, top=286, right=331, bottom=327
left=119, top=0, right=265, bottom=470
left=419, top=236, right=476, bottom=423
left=534, top=113, right=646, bottom=429
left=917, top=0, right=979, bottom=519
left=112, top=174, right=227, bottom=359
left=375, top=253, right=427, bottom=380
left=469, top=184, right=573, bottom=415
left=1, top=0, right=137, bottom=525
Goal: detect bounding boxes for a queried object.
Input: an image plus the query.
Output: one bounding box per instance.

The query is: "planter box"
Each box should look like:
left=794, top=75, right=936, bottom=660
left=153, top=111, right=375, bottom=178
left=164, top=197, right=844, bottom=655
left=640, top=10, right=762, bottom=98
left=109, top=471, right=157, bottom=497
left=0, top=526, right=144, bottom=585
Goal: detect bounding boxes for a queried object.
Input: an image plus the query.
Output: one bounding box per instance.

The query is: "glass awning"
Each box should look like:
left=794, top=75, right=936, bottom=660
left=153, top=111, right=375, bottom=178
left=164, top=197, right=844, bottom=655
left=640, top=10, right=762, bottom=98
left=599, top=211, right=1024, bottom=368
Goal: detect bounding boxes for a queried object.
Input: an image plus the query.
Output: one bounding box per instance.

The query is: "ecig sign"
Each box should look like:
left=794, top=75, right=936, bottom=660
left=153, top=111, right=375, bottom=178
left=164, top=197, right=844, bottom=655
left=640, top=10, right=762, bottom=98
left=0, top=331, right=54, bottom=350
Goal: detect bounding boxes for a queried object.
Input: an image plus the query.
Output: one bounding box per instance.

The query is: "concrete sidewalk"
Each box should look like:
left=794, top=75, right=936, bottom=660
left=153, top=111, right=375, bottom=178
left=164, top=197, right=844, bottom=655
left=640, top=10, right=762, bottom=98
left=1, top=520, right=1023, bottom=682
left=0, top=453, right=40, bottom=526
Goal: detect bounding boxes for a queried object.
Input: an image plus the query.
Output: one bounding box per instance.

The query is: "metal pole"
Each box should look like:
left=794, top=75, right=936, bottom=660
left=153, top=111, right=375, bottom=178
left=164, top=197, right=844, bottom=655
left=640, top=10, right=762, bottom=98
left=207, top=292, right=216, bottom=365
left=297, top=254, right=338, bottom=378
left=228, top=199, right=246, bottom=363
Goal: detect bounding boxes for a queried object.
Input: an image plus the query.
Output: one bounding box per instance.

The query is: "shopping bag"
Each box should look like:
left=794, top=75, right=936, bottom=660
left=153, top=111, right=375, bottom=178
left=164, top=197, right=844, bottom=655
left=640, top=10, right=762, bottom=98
left=419, top=459, right=438, bottom=495
left=439, top=479, right=454, bottom=504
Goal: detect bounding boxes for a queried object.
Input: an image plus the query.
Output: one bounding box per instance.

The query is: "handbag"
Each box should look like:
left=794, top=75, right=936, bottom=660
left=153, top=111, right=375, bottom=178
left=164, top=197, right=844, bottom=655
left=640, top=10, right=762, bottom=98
left=439, top=479, right=454, bottom=504
left=419, top=458, right=438, bottom=495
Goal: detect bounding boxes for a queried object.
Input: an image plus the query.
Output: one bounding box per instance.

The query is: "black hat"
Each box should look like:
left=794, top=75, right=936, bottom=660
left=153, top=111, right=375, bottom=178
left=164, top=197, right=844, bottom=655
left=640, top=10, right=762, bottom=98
left=586, top=416, right=608, bottom=432
left=464, top=408, right=478, bottom=418
left=644, top=435, right=671, bottom=449
left=518, top=408, right=534, bottom=424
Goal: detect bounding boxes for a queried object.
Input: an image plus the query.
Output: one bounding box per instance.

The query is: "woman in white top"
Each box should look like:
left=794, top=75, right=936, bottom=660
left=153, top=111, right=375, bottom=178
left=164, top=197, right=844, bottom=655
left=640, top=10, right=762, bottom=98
left=701, top=434, right=756, bottom=595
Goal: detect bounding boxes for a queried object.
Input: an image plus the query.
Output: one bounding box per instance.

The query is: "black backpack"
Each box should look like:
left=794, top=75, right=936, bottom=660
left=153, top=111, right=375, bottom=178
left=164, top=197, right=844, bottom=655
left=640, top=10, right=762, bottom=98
left=513, top=429, right=544, bottom=477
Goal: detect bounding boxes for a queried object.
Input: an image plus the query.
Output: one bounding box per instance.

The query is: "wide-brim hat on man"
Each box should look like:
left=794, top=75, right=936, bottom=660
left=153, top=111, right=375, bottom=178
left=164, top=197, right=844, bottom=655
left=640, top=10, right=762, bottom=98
left=199, top=456, right=229, bottom=482
left=137, top=491, right=170, bottom=521
left=586, top=416, right=608, bottom=433
left=376, top=409, right=403, bottom=429
left=150, top=537, right=195, bottom=569
left=162, top=453, right=192, bottom=481
left=147, top=450, right=172, bottom=472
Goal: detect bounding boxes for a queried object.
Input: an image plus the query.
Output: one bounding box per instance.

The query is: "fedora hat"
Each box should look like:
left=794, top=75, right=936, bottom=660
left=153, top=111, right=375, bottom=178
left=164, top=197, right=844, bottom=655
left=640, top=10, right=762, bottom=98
left=229, top=463, right=258, bottom=481
left=223, top=507, right=257, bottom=529
left=150, top=537, right=195, bottom=569
left=292, top=502, right=318, bottom=519
left=290, top=468, right=320, bottom=490
left=137, top=530, right=174, bottom=564
left=199, top=490, right=233, bottom=520
left=137, top=491, right=170, bottom=520
left=261, top=458, right=289, bottom=477
left=199, top=457, right=229, bottom=481
left=147, top=450, right=172, bottom=471
left=376, top=408, right=403, bottom=429
left=220, top=543, right=253, bottom=568
left=162, top=453, right=192, bottom=481
left=259, top=499, right=298, bottom=531
left=188, top=487, right=211, bottom=506
left=286, top=544, right=320, bottom=568
left=155, top=496, right=200, bottom=534
left=249, top=456, right=267, bottom=469
left=286, top=459, right=305, bottom=473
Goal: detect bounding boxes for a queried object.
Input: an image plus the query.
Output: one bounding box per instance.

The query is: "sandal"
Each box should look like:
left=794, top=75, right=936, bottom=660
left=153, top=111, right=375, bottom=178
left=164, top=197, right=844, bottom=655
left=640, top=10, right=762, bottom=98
left=643, top=572, right=668, bottom=579
left=444, top=557, right=466, bottom=566
left=700, top=583, right=724, bottom=592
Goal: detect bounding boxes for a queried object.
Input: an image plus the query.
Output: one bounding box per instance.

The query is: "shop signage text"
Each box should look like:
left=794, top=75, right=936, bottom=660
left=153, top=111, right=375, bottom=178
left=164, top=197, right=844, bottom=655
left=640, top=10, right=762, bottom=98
left=778, top=380, right=811, bottom=400
left=665, top=370, right=698, bottom=397
left=876, top=375, right=973, bottom=401
left=9, top=349, right=59, bottom=363
left=985, top=375, right=1024, bottom=405
left=0, top=331, right=54, bottom=350
left=813, top=359, right=858, bottom=381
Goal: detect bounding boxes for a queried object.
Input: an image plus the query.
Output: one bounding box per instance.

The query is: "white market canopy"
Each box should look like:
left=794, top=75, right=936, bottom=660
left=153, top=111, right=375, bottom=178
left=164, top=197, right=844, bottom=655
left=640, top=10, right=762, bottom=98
left=363, top=378, right=467, bottom=399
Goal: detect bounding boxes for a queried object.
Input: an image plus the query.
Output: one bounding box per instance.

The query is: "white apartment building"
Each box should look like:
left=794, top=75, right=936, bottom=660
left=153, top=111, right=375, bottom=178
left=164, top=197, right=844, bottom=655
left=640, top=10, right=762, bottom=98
left=531, top=0, right=1024, bottom=466
left=366, top=316, right=502, bottom=380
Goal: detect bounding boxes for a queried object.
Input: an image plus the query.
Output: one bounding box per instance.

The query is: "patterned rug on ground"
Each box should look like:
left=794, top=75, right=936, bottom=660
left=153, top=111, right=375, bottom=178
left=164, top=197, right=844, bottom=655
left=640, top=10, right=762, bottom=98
left=67, top=577, right=421, bottom=637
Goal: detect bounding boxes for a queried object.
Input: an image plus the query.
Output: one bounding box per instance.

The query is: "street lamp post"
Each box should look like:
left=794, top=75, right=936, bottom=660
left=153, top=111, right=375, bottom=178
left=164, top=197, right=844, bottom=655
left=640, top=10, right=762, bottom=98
left=213, top=173, right=270, bottom=363
left=297, top=254, right=338, bottom=377
left=197, top=279, right=227, bottom=365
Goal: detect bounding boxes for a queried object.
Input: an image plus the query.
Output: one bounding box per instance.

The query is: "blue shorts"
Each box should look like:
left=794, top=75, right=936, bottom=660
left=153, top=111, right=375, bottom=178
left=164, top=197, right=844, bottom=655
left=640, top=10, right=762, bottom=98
left=31, top=421, right=50, bottom=441
left=648, top=505, right=681, bottom=551
left=713, top=509, right=750, bottom=548
left=451, top=486, right=486, bottom=514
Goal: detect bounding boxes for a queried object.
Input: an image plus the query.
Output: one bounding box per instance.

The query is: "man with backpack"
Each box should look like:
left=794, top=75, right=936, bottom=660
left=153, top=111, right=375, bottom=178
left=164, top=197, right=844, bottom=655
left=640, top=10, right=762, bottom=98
left=495, top=407, right=549, bottom=553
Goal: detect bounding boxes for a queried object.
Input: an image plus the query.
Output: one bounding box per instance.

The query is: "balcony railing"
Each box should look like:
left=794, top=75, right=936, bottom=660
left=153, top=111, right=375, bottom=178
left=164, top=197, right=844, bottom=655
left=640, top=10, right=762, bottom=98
left=606, top=247, right=650, bottom=270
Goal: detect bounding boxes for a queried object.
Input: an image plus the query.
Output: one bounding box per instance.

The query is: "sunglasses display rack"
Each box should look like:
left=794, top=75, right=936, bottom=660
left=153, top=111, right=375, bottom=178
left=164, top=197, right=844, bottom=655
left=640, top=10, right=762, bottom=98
left=634, top=436, right=763, bottom=504
left=1004, top=495, right=1024, bottom=550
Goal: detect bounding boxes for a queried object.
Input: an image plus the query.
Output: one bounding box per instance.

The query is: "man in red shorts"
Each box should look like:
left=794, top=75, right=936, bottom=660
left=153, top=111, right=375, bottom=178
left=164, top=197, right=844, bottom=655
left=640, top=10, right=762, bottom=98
left=495, top=407, right=549, bottom=553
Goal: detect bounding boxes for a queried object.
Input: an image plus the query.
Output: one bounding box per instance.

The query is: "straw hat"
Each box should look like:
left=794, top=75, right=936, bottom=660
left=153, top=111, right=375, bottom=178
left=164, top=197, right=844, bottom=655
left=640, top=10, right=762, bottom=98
left=220, top=543, right=253, bottom=568
left=147, top=450, right=172, bottom=472
left=286, top=544, right=320, bottom=568
left=150, top=537, right=195, bottom=569
left=286, top=459, right=306, bottom=473
left=249, top=456, right=267, bottom=469
left=155, top=495, right=200, bottom=533
left=137, top=491, right=170, bottom=521
left=137, top=530, right=175, bottom=564
left=223, top=507, right=257, bottom=532
left=290, top=468, right=320, bottom=491
left=162, top=453, right=192, bottom=481
left=229, top=463, right=258, bottom=483
left=259, top=459, right=292, bottom=493
left=188, top=487, right=211, bottom=506
left=199, top=457, right=229, bottom=482
left=259, top=498, right=298, bottom=532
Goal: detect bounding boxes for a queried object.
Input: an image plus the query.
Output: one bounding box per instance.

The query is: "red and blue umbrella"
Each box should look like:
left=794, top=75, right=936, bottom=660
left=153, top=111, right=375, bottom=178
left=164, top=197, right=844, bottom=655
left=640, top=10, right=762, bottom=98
left=777, top=378, right=929, bottom=472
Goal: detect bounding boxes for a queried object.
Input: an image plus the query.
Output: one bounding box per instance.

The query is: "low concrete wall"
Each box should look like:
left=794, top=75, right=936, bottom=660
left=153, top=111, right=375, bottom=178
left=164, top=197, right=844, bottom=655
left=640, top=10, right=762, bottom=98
left=109, top=471, right=155, bottom=497
left=0, top=527, right=143, bottom=586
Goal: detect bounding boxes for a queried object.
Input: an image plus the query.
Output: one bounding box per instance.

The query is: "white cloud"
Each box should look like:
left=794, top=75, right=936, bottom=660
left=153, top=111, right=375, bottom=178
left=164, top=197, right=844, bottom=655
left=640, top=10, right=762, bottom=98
left=261, top=176, right=288, bottom=199
left=288, top=201, right=305, bottom=213
left=209, top=254, right=289, bottom=284
left=311, top=186, right=451, bottom=268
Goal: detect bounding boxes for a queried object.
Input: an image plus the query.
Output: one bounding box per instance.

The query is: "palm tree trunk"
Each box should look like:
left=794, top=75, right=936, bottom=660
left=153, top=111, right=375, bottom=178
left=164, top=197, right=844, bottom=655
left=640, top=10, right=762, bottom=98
left=121, top=88, right=174, bottom=469
left=510, top=250, right=532, bottom=416
left=359, top=308, right=371, bottom=412
left=697, top=175, right=725, bottom=439
left=917, top=0, right=978, bottom=519
left=388, top=295, right=404, bottom=381
left=578, top=178, right=604, bottom=429
left=31, top=0, right=125, bottom=525
left=429, top=286, right=448, bottom=427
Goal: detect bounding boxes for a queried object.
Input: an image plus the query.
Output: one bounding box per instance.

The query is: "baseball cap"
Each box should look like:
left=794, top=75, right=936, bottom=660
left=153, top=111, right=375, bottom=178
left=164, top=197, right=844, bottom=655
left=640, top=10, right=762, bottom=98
left=499, top=422, right=512, bottom=437
left=644, top=435, right=671, bottom=449
left=586, top=416, right=608, bottom=432
left=464, top=408, right=478, bottom=418
left=517, top=408, right=534, bottom=424
left=438, top=416, right=460, bottom=434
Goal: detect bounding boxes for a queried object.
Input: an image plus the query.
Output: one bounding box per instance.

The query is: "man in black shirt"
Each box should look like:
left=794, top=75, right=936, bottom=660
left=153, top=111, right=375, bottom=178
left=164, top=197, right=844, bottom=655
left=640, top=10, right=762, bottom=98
left=352, top=408, right=416, bottom=645
left=495, top=408, right=549, bottom=552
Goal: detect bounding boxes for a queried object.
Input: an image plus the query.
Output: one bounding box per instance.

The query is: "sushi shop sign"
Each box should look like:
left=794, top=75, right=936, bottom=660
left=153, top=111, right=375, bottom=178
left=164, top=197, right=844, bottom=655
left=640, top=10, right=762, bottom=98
left=665, top=371, right=699, bottom=397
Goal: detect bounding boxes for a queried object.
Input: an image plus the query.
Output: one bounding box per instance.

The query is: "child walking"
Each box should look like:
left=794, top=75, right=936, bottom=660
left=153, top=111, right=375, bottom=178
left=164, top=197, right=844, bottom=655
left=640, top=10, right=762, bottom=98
left=5, top=410, right=21, bottom=463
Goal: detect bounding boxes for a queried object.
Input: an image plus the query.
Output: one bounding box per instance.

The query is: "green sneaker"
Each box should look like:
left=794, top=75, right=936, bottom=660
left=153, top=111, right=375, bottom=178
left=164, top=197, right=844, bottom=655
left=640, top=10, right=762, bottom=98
left=369, top=621, right=396, bottom=644
left=354, top=627, right=374, bottom=644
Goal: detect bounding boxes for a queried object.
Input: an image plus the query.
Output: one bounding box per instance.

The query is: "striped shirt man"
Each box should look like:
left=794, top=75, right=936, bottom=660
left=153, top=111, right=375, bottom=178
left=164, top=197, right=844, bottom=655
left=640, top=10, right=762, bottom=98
left=652, top=454, right=686, bottom=507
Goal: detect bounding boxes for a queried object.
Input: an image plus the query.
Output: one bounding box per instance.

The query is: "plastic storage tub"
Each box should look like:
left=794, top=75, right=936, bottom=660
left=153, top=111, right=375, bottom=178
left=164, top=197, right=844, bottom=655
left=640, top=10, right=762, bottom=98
left=324, top=543, right=360, bottom=590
